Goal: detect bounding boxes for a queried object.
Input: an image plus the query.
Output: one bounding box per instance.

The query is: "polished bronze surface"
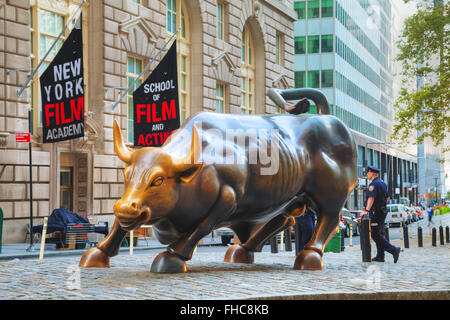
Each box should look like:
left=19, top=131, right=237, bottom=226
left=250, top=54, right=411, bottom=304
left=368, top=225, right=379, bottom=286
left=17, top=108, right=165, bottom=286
left=224, top=245, right=255, bottom=264
left=80, top=89, right=358, bottom=272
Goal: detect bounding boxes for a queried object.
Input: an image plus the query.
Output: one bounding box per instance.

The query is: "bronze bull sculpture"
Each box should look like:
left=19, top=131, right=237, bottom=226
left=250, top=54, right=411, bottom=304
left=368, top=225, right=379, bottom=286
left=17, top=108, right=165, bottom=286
left=80, top=88, right=357, bottom=272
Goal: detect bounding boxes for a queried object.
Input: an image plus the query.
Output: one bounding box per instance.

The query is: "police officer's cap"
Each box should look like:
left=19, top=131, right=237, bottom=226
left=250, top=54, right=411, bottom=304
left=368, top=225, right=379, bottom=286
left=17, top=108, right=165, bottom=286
left=367, top=165, right=380, bottom=173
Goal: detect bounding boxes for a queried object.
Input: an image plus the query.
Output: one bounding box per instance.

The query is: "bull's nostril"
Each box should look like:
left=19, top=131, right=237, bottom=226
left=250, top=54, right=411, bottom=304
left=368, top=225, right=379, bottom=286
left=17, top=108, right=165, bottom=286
left=131, top=202, right=139, bottom=210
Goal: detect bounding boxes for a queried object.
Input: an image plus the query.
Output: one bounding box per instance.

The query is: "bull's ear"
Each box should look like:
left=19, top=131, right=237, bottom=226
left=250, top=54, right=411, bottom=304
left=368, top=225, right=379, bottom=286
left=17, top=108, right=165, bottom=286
left=113, top=119, right=132, bottom=164
left=176, top=163, right=203, bottom=183
left=173, top=125, right=203, bottom=183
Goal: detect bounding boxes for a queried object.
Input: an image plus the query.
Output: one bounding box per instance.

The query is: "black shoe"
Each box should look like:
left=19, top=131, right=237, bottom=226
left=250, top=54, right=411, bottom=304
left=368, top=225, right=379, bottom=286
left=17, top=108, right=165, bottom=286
left=393, top=247, right=400, bottom=263
left=372, top=256, right=385, bottom=262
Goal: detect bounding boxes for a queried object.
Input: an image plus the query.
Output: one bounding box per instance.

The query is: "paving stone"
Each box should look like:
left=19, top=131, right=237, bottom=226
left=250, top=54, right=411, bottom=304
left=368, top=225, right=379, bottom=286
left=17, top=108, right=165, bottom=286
left=0, top=238, right=448, bottom=299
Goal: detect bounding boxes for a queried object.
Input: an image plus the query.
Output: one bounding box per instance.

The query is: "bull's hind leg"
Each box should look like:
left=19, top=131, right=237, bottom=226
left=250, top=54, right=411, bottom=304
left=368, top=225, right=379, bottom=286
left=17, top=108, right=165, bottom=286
left=79, top=218, right=127, bottom=268
left=294, top=204, right=341, bottom=271
left=224, top=203, right=305, bottom=263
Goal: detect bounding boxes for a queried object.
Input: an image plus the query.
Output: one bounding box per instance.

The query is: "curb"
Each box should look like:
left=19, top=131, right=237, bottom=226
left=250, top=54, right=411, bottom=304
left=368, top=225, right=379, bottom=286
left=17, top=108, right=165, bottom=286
left=247, top=290, right=450, bottom=300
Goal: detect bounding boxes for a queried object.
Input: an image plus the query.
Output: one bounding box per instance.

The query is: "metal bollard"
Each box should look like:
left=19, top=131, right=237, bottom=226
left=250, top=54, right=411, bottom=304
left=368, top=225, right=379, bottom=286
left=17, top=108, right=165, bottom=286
left=418, top=226, right=423, bottom=247
left=349, top=223, right=353, bottom=247
left=284, top=228, right=292, bottom=252
left=39, top=217, right=48, bottom=261
left=446, top=226, right=449, bottom=243
left=341, top=228, right=345, bottom=252
left=439, top=226, right=444, bottom=245
left=130, top=230, right=134, bottom=255
left=432, top=227, right=437, bottom=247
left=360, top=215, right=371, bottom=262
left=399, top=222, right=403, bottom=240
left=385, top=223, right=389, bottom=242
left=403, top=224, right=409, bottom=248
left=294, top=223, right=301, bottom=254
left=270, top=235, right=279, bottom=253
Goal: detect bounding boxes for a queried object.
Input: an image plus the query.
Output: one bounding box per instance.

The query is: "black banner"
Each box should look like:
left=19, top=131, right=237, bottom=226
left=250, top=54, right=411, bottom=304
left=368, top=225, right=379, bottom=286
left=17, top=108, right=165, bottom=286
left=133, top=41, right=180, bottom=147
left=41, top=16, right=84, bottom=143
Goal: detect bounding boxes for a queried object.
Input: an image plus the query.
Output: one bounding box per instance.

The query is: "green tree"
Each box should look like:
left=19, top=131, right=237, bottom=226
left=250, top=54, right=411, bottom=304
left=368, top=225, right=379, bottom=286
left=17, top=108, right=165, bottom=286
left=394, top=0, right=449, bottom=154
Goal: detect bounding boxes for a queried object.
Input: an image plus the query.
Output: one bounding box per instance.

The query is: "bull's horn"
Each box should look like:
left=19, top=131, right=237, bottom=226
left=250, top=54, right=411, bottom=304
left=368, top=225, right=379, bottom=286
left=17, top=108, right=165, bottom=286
left=173, top=125, right=203, bottom=183
left=113, top=119, right=132, bottom=164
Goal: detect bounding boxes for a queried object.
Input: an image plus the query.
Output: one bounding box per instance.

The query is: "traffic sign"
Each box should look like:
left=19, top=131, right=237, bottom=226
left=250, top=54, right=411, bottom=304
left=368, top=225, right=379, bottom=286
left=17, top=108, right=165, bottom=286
left=15, top=133, right=30, bottom=143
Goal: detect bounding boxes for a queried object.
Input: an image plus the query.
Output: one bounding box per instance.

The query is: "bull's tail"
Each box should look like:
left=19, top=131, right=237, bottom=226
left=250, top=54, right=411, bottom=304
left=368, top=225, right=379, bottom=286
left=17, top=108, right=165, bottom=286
left=267, top=88, right=330, bottom=115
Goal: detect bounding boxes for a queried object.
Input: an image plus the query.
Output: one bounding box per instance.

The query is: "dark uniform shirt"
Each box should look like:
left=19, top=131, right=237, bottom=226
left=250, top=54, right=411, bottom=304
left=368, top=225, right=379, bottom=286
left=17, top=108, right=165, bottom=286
left=366, top=177, right=389, bottom=220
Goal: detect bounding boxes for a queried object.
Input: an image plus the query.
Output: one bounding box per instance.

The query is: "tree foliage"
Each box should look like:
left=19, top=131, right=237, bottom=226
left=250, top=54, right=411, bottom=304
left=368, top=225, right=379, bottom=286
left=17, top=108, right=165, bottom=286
left=394, top=0, right=449, bottom=154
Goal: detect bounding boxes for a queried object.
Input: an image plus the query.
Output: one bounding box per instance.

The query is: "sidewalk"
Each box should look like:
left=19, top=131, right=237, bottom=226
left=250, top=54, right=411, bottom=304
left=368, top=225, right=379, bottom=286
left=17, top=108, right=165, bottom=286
left=0, top=232, right=448, bottom=300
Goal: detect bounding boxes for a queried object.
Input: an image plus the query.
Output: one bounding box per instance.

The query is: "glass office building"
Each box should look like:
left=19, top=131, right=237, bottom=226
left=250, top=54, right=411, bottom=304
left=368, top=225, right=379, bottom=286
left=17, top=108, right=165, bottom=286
left=293, top=0, right=418, bottom=209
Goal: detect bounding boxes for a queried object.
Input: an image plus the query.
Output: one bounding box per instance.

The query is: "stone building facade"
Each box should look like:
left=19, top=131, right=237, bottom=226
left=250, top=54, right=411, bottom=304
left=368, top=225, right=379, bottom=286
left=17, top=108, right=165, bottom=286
left=0, top=0, right=296, bottom=243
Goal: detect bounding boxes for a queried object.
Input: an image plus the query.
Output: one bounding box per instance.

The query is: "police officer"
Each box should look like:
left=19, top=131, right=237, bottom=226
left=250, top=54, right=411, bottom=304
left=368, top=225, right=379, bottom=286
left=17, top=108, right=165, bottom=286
left=362, top=166, right=400, bottom=263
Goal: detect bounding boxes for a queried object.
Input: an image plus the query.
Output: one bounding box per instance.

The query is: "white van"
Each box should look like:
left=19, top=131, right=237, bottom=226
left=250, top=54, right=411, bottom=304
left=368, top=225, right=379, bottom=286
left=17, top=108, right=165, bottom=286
left=386, top=204, right=406, bottom=227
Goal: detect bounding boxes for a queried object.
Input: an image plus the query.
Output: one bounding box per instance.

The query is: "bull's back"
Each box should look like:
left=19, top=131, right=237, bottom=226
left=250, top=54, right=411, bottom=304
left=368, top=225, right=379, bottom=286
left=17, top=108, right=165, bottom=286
left=163, top=112, right=356, bottom=216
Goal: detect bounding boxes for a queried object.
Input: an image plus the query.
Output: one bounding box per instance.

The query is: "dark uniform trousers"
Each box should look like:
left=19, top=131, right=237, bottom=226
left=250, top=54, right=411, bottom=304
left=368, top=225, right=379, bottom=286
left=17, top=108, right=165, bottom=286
left=370, top=206, right=396, bottom=259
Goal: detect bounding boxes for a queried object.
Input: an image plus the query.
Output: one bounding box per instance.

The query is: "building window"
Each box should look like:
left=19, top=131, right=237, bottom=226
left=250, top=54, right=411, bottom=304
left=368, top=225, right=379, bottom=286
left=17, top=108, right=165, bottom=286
left=321, top=0, right=333, bottom=18
left=179, top=54, right=188, bottom=121
left=308, top=35, right=320, bottom=53
left=295, top=71, right=306, bottom=88
left=30, top=6, right=67, bottom=133
left=127, top=56, right=143, bottom=143
left=295, top=36, right=306, bottom=54
left=167, top=0, right=191, bottom=122
left=294, top=1, right=306, bottom=19
left=167, top=0, right=177, bottom=33
left=321, top=70, right=333, bottom=87
left=307, top=0, right=320, bottom=19
left=308, top=70, right=320, bottom=88
left=240, top=26, right=255, bottom=114
left=275, top=33, right=283, bottom=65
left=216, top=83, right=225, bottom=113
left=131, top=0, right=141, bottom=3
left=321, top=34, right=333, bottom=52
left=217, top=2, right=224, bottom=40
left=38, top=10, right=64, bottom=65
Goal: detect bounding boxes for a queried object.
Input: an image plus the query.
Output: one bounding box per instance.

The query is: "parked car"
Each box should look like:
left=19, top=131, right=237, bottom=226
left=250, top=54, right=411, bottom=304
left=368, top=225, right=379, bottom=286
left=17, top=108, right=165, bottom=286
left=414, top=207, right=424, bottom=220
left=216, top=227, right=234, bottom=245
left=339, top=220, right=347, bottom=236
left=404, top=206, right=415, bottom=224
left=350, top=210, right=363, bottom=219
left=386, top=204, right=407, bottom=227
left=409, top=207, right=419, bottom=222
left=340, top=208, right=359, bottom=237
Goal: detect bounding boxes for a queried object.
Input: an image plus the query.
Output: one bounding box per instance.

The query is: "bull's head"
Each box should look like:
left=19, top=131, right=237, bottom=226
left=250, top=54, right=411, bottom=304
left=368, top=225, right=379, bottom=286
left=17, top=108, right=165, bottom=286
left=112, top=120, right=202, bottom=231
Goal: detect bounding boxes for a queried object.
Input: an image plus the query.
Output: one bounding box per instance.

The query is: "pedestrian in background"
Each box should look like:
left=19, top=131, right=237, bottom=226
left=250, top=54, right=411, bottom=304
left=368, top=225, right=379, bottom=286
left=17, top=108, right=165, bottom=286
left=294, top=209, right=316, bottom=254
left=427, top=206, right=433, bottom=225
left=361, top=166, right=400, bottom=263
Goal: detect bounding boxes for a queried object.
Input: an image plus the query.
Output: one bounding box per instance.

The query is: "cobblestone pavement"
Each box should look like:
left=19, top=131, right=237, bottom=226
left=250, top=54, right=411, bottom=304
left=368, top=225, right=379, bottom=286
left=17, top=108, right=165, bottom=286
left=0, top=236, right=448, bottom=300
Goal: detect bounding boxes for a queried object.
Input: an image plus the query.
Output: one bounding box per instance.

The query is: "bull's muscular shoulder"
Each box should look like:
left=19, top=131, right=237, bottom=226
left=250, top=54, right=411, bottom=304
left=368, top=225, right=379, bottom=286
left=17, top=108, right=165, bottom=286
left=198, top=165, right=221, bottom=199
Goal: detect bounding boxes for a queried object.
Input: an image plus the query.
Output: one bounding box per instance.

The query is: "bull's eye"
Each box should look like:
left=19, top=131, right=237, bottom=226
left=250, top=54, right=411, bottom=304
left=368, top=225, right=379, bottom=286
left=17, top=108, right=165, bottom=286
left=150, top=176, right=164, bottom=187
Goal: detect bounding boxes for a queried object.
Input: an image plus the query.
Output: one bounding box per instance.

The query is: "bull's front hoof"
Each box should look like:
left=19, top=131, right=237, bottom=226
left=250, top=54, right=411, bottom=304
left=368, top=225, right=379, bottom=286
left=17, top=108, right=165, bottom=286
left=294, top=249, right=323, bottom=271
left=151, top=251, right=187, bottom=273
left=224, top=245, right=254, bottom=264
left=79, top=247, right=110, bottom=268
